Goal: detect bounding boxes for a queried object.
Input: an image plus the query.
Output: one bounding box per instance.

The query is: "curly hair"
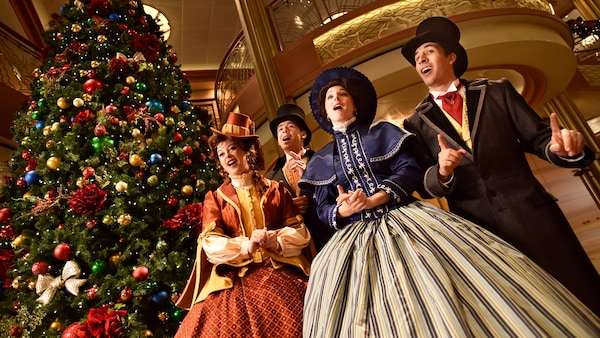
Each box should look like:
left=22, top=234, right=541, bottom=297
left=207, top=133, right=267, bottom=193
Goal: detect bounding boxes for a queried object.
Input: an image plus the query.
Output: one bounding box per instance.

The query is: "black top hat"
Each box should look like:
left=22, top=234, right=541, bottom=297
left=269, top=103, right=312, bottom=146
left=401, top=16, right=468, bottom=77
left=309, top=66, right=377, bottom=134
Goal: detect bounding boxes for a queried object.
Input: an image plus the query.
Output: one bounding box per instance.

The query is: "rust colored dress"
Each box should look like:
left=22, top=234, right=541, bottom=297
left=175, top=175, right=311, bottom=338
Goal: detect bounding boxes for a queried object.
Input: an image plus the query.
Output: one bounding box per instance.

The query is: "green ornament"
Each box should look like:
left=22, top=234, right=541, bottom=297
left=173, top=308, right=185, bottom=320
left=91, top=136, right=101, bottom=146
left=157, top=183, right=165, bottom=190
left=32, top=111, right=41, bottom=119
left=91, top=260, right=108, bottom=274
left=135, top=82, right=147, bottom=93
left=38, top=98, right=45, bottom=107
left=92, top=142, right=103, bottom=153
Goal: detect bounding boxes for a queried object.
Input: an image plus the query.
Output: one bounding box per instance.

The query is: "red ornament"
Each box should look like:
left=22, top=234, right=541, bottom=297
left=94, top=125, right=107, bottom=137
left=173, top=132, right=183, bottom=143
left=0, top=208, right=12, bottom=222
left=184, top=159, right=192, bottom=166
left=183, top=145, right=193, bottom=156
left=83, top=79, right=103, bottom=94
left=154, top=113, right=165, bottom=123
left=31, top=261, right=49, bottom=275
left=61, top=322, right=88, bottom=338
left=82, top=167, right=95, bottom=179
left=86, top=285, right=98, bottom=300
left=13, top=301, right=21, bottom=311
left=9, top=326, right=23, bottom=337
left=132, top=266, right=149, bottom=280
left=21, top=150, right=31, bottom=160
left=16, top=177, right=26, bottom=188
left=120, top=288, right=132, bottom=302
left=54, top=243, right=71, bottom=260
left=86, top=220, right=96, bottom=228
left=105, top=104, right=117, bottom=114
left=120, top=86, right=130, bottom=95
left=167, top=196, right=178, bottom=207
left=200, top=135, right=209, bottom=144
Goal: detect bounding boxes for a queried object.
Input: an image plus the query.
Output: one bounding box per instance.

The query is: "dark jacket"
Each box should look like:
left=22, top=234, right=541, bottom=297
left=403, top=77, right=600, bottom=315
left=266, top=149, right=335, bottom=251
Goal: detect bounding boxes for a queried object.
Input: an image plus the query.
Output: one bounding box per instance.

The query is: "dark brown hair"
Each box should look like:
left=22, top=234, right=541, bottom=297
left=317, top=77, right=370, bottom=129
left=208, top=133, right=267, bottom=192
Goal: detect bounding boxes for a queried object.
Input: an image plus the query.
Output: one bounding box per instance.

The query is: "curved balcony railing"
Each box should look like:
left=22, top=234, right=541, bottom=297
left=216, top=0, right=554, bottom=115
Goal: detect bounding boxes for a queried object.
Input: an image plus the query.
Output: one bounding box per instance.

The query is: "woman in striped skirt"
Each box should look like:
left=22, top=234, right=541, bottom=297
left=298, top=66, right=600, bottom=337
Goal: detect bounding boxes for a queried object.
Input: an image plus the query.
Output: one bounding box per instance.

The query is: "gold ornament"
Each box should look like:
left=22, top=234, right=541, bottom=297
left=46, top=157, right=61, bottom=170
left=71, top=24, right=82, bottom=32
left=115, top=181, right=128, bottom=192
left=23, top=192, right=33, bottom=200
left=196, top=179, right=205, bottom=187
left=147, top=175, right=159, bottom=187
left=11, top=277, right=21, bottom=289
left=97, top=35, right=107, bottom=43
left=43, top=126, right=52, bottom=136
left=57, top=97, right=70, bottom=109
left=103, top=215, right=115, bottom=225
left=50, top=319, right=63, bottom=331
left=73, top=97, right=84, bottom=107
left=36, top=260, right=87, bottom=305
left=76, top=177, right=86, bottom=188
left=51, top=122, right=60, bottom=132
left=170, top=105, right=180, bottom=114
left=109, top=253, right=121, bottom=268
left=91, top=61, right=100, bottom=68
left=132, top=128, right=142, bottom=138
left=126, top=76, right=136, bottom=85
left=129, top=154, right=144, bottom=167
left=12, top=234, right=25, bottom=247
left=117, top=213, right=132, bottom=226
left=181, top=185, right=194, bottom=196
left=145, top=330, right=153, bottom=337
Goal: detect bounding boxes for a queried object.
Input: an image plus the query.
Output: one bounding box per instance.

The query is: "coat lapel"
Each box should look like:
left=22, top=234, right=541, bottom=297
left=464, top=78, right=487, bottom=151
left=415, top=96, right=472, bottom=155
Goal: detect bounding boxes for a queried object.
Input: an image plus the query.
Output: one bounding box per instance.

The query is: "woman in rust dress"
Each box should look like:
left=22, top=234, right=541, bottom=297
left=175, top=112, right=312, bottom=338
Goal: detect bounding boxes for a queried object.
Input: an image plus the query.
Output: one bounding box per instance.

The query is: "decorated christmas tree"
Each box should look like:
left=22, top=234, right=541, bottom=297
left=0, top=0, right=221, bottom=337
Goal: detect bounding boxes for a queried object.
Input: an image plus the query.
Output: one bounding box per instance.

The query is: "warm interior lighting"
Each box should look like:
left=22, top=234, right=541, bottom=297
left=143, top=5, right=170, bottom=40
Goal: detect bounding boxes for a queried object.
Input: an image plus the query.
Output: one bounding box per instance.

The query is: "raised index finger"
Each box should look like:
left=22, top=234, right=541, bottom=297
left=437, top=134, right=448, bottom=150
left=549, top=113, right=562, bottom=134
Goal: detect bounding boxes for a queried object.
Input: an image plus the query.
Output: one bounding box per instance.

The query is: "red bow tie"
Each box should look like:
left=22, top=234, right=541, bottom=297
left=436, top=91, right=463, bottom=125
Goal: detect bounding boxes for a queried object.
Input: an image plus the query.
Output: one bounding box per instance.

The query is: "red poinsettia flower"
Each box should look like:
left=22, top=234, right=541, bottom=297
left=69, top=184, right=108, bottom=215
left=162, top=203, right=203, bottom=231
left=85, top=304, right=127, bottom=337
left=0, top=249, right=15, bottom=282
left=109, top=57, right=133, bottom=77
left=133, top=33, right=160, bottom=61
left=71, top=109, right=95, bottom=126
left=86, top=0, right=111, bottom=17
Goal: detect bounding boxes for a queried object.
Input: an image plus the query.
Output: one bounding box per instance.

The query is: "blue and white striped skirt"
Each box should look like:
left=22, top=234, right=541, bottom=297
left=303, top=201, right=600, bottom=337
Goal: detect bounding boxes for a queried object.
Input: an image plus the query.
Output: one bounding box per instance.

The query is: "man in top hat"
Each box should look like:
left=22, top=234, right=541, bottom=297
left=401, top=16, right=600, bottom=315
left=266, top=103, right=334, bottom=251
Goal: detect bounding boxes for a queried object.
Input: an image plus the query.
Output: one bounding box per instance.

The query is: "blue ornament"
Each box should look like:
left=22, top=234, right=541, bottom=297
left=146, top=100, right=165, bottom=114
left=152, top=290, right=169, bottom=306
left=149, top=153, right=163, bottom=164
left=25, top=170, right=40, bottom=184
left=182, top=101, right=191, bottom=111
left=109, top=13, right=121, bottom=21
left=35, top=120, right=45, bottom=130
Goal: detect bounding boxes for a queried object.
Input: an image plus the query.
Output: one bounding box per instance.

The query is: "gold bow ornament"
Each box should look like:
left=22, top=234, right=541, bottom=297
left=36, top=260, right=87, bottom=305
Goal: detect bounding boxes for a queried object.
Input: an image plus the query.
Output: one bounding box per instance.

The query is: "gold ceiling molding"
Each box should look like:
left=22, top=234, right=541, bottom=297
left=312, top=0, right=552, bottom=64
left=0, top=24, right=39, bottom=95
left=577, top=65, right=600, bottom=87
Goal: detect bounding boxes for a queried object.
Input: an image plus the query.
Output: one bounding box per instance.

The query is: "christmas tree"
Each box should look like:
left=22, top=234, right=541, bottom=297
left=0, top=0, right=221, bottom=337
